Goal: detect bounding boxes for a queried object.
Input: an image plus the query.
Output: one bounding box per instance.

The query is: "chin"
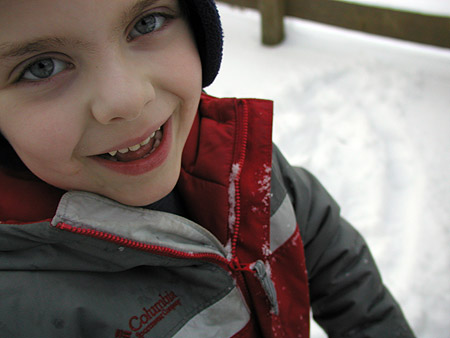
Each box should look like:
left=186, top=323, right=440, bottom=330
left=110, top=173, right=179, bottom=207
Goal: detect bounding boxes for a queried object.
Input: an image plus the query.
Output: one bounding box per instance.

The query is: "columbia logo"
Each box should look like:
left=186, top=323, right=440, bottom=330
left=116, top=291, right=181, bottom=338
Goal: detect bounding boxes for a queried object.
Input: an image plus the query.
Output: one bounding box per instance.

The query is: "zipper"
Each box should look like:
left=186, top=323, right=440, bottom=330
left=230, top=100, right=249, bottom=259
left=225, top=100, right=259, bottom=306
left=54, top=222, right=231, bottom=270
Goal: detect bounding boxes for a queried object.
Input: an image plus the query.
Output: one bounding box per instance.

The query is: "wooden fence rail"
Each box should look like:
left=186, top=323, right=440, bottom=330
left=217, top=0, right=450, bottom=48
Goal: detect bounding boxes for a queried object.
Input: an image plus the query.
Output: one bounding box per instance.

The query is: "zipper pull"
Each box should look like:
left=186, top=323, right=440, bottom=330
left=230, top=258, right=279, bottom=315
left=252, top=260, right=279, bottom=315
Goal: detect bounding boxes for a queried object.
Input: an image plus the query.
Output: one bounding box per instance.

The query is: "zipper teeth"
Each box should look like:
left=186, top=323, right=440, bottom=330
left=230, top=101, right=249, bottom=259
left=54, top=222, right=229, bottom=266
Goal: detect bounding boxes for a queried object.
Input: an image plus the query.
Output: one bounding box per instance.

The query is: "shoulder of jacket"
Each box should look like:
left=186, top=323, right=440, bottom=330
left=199, top=92, right=273, bottom=121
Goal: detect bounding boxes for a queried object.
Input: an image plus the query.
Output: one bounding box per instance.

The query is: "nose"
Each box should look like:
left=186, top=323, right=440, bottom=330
left=88, top=56, right=155, bottom=125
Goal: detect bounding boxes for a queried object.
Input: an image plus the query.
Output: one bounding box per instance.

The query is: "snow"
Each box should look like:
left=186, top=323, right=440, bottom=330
left=208, top=3, right=450, bottom=338
left=228, top=163, right=241, bottom=235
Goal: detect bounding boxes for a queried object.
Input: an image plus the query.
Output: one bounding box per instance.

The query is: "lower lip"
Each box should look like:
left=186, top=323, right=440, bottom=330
left=91, top=117, right=172, bottom=176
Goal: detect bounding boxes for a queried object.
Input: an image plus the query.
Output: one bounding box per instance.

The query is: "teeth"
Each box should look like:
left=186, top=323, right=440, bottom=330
left=129, top=144, right=141, bottom=151
left=140, top=136, right=151, bottom=146
left=107, top=126, right=162, bottom=157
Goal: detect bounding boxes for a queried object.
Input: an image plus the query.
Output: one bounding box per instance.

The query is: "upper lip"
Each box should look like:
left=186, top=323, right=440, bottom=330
left=96, top=118, right=168, bottom=155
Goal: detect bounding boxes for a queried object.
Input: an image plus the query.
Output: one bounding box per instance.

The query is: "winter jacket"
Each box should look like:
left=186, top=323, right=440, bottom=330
left=0, top=93, right=415, bottom=337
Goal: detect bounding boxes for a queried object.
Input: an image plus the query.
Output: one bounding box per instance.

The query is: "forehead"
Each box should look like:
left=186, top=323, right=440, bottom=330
left=0, top=0, right=180, bottom=59
left=0, top=0, right=178, bottom=36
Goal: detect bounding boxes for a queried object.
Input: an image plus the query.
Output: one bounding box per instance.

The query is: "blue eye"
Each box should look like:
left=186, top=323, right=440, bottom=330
left=21, top=58, right=69, bottom=81
left=129, top=14, right=167, bottom=39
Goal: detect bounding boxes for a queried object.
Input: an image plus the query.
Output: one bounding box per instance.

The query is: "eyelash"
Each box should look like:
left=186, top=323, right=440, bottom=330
left=14, top=11, right=175, bottom=84
left=15, top=56, right=73, bottom=85
left=127, top=12, right=174, bottom=41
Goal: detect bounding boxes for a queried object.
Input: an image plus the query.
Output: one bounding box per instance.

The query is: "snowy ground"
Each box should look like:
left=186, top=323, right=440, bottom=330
left=208, top=4, right=450, bottom=338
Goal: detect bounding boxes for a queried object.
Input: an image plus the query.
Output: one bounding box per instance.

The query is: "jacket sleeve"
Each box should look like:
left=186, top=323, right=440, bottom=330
left=272, top=145, right=415, bottom=338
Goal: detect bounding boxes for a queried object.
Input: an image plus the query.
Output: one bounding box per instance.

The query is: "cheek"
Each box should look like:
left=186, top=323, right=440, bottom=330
left=0, top=100, right=83, bottom=172
left=168, top=47, right=203, bottom=127
left=161, top=53, right=202, bottom=100
left=158, top=21, right=203, bottom=99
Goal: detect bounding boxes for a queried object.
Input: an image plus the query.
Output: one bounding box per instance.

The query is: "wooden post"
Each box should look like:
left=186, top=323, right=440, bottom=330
left=259, top=0, right=285, bottom=45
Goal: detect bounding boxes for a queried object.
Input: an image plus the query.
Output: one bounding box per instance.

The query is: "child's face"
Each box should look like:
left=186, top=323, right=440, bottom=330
left=0, top=0, right=202, bottom=206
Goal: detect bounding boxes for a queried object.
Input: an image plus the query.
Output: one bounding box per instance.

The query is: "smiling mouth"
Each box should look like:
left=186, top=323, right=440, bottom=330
left=97, top=125, right=164, bottom=162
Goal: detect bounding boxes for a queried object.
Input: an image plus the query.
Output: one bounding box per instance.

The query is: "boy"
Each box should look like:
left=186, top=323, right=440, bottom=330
left=0, top=0, right=415, bottom=337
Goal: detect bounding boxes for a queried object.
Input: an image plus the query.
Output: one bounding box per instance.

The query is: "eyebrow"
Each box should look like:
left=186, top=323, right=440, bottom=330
left=0, top=37, right=95, bottom=59
left=0, top=0, right=165, bottom=59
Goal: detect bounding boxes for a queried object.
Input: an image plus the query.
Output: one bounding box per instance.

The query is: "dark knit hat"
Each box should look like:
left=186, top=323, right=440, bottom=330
left=181, top=0, right=223, bottom=87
